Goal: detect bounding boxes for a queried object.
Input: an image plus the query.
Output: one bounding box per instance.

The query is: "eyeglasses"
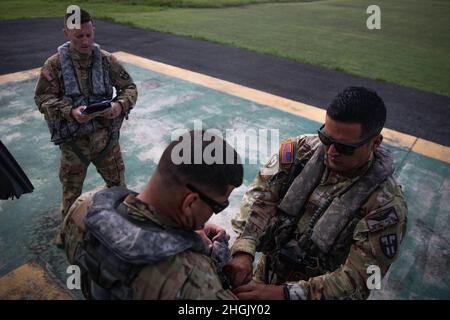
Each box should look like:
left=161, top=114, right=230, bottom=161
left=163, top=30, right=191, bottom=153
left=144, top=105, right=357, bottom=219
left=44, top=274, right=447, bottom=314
left=317, top=124, right=376, bottom=156
left=186, top=183, right=229, bottom=214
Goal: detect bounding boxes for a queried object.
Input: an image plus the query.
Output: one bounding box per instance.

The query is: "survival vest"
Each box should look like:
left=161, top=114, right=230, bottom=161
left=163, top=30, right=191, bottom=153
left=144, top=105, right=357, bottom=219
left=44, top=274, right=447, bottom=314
left=45, top=42, right=124, bottom=146
left=258, top=143, right=394, bottom=282
left=74, top=187, right=207, bottom=300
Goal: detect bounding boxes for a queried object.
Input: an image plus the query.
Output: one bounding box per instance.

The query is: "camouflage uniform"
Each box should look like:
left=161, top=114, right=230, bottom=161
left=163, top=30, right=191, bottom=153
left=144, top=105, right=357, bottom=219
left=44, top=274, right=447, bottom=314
left=231, top=134, right=408, bottom=300
left=61, top=189, right=237, bottom=300
left=34, top=45, right=138, bottom=217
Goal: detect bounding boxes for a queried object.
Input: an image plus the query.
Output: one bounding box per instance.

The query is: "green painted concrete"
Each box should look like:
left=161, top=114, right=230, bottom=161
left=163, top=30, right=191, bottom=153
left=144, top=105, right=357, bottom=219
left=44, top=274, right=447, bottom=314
left=0, top=62, right=448, bottom=299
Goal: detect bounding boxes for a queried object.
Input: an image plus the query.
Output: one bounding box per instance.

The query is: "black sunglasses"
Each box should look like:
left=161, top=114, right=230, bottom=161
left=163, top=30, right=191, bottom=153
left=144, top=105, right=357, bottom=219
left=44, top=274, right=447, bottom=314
left=186, top=183, right=229, bottom=214
left=317, top=124, right=375, bottom=156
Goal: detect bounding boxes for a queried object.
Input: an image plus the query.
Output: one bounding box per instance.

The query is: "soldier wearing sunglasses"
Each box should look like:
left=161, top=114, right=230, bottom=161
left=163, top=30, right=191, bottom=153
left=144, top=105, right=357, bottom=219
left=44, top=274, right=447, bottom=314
left=227, top=87, right=408, bottom=300
left=60, top=130, right=243, bottom=299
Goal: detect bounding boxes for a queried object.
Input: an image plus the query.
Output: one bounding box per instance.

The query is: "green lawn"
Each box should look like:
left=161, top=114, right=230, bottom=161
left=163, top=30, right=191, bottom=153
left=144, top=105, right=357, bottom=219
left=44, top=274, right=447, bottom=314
left=1, top=0, right=450, bottom=97
left=104, top=0, right=317, bottom=8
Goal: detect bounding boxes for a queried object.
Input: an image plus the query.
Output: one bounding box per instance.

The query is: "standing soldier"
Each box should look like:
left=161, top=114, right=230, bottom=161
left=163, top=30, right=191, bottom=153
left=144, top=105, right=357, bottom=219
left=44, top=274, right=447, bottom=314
left=226, top=87, right=408, bottom=300
left=34, top=9, right=138, bottom=228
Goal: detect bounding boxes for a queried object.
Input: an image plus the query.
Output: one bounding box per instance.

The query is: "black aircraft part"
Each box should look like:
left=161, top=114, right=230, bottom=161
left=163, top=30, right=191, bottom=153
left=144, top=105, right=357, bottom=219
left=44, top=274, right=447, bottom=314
left=0, top=140, right=34, bottom=200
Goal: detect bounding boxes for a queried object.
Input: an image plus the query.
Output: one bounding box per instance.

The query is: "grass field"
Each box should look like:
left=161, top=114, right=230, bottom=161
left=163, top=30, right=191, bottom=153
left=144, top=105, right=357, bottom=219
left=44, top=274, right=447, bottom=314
left=1, top=0, right=449, bottom=97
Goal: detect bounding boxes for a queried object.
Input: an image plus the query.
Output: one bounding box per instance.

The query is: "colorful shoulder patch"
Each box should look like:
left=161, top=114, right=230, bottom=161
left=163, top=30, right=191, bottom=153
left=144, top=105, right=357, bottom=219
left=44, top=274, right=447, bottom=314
left=279, top=141, right=294, bottom=165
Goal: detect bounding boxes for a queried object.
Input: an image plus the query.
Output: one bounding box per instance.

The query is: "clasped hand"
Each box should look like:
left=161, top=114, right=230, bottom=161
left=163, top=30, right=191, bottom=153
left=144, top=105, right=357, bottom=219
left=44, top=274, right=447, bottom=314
left=71, top=102, right=122, bottom=123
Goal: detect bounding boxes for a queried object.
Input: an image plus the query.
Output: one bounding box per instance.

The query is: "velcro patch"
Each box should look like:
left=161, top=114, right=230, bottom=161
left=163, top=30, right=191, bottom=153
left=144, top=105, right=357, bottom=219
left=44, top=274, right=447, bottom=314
left=366, top=207, right=399, bottom=233
left=279, top=142, right=294, bottom=164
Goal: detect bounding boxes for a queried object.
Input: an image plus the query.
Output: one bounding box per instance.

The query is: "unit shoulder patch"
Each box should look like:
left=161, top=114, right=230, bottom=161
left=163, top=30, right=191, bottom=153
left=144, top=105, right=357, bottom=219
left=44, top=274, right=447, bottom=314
left=379, top=234, right=398, bottom=259
left=120, top=70, right=130, bottom=80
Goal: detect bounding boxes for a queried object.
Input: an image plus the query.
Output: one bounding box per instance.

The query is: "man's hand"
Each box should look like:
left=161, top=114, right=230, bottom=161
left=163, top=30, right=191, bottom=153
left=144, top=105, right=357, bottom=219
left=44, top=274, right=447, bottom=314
left=196, top=223, right=230, bottom=250
left=71, top=105, right=95, bottom=123
left=102, top=102, right=122, bottom=119
left=233, top=282, right=284, bottom=300
left=224, top=252, right=253, bottom=288
left=204, top=223, right=230, bottom=243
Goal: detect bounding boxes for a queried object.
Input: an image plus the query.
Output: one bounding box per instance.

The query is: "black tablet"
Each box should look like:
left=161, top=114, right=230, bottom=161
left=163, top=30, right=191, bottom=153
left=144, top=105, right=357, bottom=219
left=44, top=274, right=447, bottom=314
left=82, top=100, right=112, bottom=115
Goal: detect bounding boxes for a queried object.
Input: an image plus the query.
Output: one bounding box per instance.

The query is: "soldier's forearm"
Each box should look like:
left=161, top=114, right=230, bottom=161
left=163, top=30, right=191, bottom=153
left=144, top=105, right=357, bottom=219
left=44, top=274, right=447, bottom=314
left=293, top=263, right=370, bottom=300
left=36, top=95, right=73, bottom=122
left=230, top=237, right=256, bottom=259
left=241, top=199, right=279, bottom=249
left=231, top=190, right=280, bottom=256
left=60, top=104, right=74, bottom=121
left=116, top=86, right=138, bottom=113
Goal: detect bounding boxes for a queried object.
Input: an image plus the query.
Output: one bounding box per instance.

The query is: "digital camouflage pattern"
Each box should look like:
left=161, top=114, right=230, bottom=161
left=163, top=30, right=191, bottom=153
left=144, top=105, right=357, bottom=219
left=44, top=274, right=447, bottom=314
left=84, top=187, right=207, bottom=264
left=43, top=42, right=114, bottom=145
left=34, top=45, right=138, bottom=217
left=231, top=134, right=408, bottom=300
left=58, top=42, right=112, bottom=105
left=61, top=189, right=237, bottom=300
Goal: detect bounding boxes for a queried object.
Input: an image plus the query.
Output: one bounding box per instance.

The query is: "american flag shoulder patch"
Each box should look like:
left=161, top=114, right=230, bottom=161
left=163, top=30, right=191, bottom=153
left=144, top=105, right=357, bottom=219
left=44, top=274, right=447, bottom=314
left=279, top=142, right=294, bottom=165
left=42, top=67, right=53, bottom=82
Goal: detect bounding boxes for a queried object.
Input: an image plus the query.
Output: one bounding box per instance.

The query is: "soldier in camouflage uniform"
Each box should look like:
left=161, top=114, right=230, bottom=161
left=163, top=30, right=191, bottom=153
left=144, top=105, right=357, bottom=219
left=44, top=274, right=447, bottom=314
left=226, top=87, right=408, bottom=300
left=34, top=9, right=138, bottom=219
left=61, top=130, right=243, bottom=299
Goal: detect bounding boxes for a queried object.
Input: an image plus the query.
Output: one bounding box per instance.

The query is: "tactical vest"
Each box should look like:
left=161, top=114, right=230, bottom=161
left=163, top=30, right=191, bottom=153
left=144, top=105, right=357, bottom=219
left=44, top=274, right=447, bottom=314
left=74, top=187, right=207, bottom=300
left=258, top=144, right=394, bottom=282
left=45, top=42, right=124, bottom=145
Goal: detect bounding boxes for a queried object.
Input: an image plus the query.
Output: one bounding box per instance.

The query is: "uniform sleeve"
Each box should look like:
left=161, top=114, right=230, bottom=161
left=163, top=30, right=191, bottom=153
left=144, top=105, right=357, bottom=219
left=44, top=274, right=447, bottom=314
left=287, top=182, right=408, bottom=300
left=132, top=251, right=237, bottom=300
left=109, top=55, right=138, bottom=113
left=230, top=156, right=288, bottom=259
left=34, top=58, right=74, bottom=122
left=230, top=136, right=316, bottom=259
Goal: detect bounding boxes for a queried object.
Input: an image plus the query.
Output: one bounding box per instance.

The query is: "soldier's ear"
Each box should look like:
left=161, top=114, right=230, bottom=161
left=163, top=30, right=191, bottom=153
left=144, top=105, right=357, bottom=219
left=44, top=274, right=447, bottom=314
left=180, top=193, right=198, bottom=218
left=372, top=134, right=383, bottom=151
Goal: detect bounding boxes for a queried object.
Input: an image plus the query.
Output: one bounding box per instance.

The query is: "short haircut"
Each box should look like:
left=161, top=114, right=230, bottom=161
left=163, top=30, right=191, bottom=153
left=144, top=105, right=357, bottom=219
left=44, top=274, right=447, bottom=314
left=327, top=86, right=386, bottom=138
left=64, top=8, right=93, bottom=29
left=157, top=130, right=243, bottom=195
